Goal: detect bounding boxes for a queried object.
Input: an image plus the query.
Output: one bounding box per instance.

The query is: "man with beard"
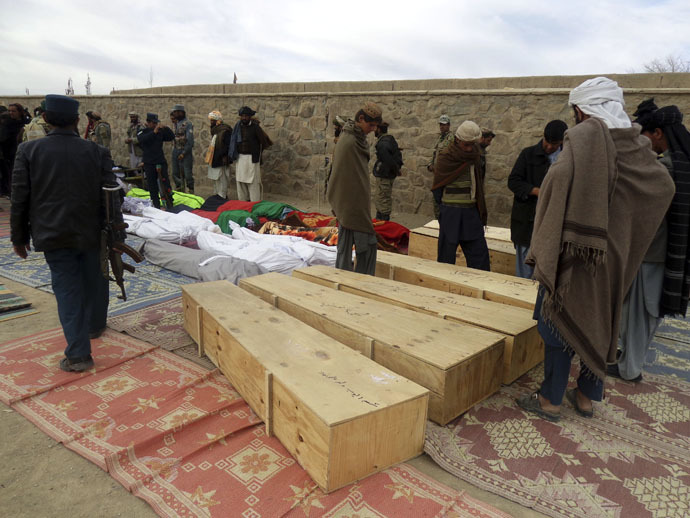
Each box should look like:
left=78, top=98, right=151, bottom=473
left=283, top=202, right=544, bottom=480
left=433, top=120, right=490, bottom=270
left=171, top=104, right=194, bottom=193
left=608, top=102, right=690, bottom=383
left=137, top=113, right=175, bottom=210
left=228, top=106, right=273, bottom=202
left=205, top=110, right=232, bottom=199
left=125, top=112, right=144, bottom=169
left=427, top=114, right=454, bottom=219
left=327, top=101, right=382, bottom=275
left=516, top=77, right=675, bottom=422
left=372, top=121, right=403, bottom=221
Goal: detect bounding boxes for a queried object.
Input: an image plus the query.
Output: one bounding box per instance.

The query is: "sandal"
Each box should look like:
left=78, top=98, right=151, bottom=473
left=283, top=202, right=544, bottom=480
left=516, top=392, right=561, bottom=422
left=565, top=388, right=593, bottom=418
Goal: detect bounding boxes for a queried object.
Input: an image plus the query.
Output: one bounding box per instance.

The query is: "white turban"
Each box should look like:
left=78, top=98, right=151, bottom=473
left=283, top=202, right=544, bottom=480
left=208, top=110, right=223, bottom=121
left=455, top=120, right=482, bottom=142
left=569, top=77, right=631, bottom=129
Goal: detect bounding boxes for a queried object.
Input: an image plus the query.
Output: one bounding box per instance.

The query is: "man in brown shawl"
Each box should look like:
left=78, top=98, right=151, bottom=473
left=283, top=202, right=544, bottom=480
left=327, top=102, right=382, bottom=275
left=432, top=120, right=490, bottom=270
left=517, top=77, right=675, bottom=422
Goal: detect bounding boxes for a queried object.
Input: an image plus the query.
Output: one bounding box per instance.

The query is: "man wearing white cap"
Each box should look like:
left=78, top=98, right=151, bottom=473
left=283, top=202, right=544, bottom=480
left=205, top=110, right=232, bottom=199
left=432, top=120, right=490, bottom=270
left=517, top=77, right=675, bottom=422
left=428, top=114, right=454, bottom=219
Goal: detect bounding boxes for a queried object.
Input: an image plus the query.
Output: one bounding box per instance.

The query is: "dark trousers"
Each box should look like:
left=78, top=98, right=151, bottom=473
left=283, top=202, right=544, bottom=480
left=535, top=289, right=604, bottom=405
left=0, top=159, right=11, bottom=196
left=144, top=162, right=174, bottom=209
left=44, top=248, right=109, bottom=360
left=171, top=151, right=194, bottom=190
left=437, top=205, right=490, bottom=271
left=335, top=226, right=378, bottom=276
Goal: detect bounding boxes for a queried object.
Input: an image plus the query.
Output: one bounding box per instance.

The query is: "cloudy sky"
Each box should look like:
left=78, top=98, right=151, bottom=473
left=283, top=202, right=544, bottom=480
left=2, top=0, right=689, bottom=96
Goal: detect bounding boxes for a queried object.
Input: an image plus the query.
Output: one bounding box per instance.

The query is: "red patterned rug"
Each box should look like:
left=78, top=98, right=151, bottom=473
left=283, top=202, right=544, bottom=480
left=425, top=362, right=690, bottom=518
left=107, top=297, right=194, bottom=351
left=1, top=328, right=510, bottom=518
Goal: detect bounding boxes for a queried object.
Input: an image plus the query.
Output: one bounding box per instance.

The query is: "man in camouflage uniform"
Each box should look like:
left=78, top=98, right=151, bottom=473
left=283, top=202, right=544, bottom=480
left=373, top=122, right=403, bottom=221
left=89, top=111, right=111, bottom=149
left=125, top=112, right=144, bottom=169
left=171, top=104, right=194, bottom=193
left=427, top=114, right=454, bottom=219
left=22, top=101, right=51, bottom=142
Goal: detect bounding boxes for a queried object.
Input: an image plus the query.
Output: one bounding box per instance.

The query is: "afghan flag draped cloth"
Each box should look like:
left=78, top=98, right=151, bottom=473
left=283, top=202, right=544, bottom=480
left=526, top=117, right=675, bottom=380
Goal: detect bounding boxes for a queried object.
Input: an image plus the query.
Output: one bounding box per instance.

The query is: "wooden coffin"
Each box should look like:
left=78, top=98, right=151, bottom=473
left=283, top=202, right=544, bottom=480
left=240, top=273, right=505, bottom=424
left=408, top=222, right=516, bottom=276
left=376, top=251, right=538, bottom=310
left=293, top=266, right=542, bottom=384
left=181, top=280, right=428, bottom=492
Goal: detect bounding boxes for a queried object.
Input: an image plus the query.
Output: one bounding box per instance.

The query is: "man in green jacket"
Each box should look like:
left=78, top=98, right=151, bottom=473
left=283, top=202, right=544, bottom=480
left=327, top=101, right=382, bottom=275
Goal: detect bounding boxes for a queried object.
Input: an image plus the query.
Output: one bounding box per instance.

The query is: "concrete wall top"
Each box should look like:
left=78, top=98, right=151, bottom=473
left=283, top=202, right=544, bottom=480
left=112, top=73, right=690, bottom=95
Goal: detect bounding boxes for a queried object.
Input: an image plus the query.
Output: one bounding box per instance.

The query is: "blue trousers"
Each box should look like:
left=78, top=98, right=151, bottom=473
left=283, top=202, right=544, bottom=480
left=171, top=151, right=194, bottom=190
left=44, top=248, right=109, bottom=360
left=535, top=289, right=604, bottom=405
left=515, top=244, right=535, bottom=279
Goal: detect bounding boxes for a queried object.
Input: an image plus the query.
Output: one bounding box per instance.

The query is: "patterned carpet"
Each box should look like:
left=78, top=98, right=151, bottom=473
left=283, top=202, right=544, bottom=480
left=107, top=297, right=195, bottom=351
left=0, top=328, right=510, bottom=518
left=0, top=283, right=38, bottom=322
left=0, top=236, right=196, bottom=317
left=425, top=362, right=690, bottom=518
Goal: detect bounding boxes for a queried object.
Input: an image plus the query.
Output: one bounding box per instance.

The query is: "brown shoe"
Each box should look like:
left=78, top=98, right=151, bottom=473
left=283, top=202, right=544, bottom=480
left=59, top=355, right=94, bottom=373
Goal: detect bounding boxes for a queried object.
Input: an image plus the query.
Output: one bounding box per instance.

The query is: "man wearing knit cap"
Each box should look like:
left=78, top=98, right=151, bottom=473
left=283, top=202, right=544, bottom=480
left=171, top=103, right=194, bottom=193
left=327, top=101, right=382, bottom=275
left=609, top=103, right=690, bottom=383
left=427, top=114, right=454, bottom=219
left=516, top=77, right=675, bottom=422
left=227, top=106, right=273, bottom=201
left=11, top=94, right=125, bottom=373
left=432, top=120, right=490, bottom=270
left=205, top=110, right=233, bottom=199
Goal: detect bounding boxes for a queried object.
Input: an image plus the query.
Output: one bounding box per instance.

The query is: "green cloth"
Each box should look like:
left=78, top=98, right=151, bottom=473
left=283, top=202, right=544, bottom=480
left=217, top=210, right=260, bottom=234
left=250, top=200, right=298, bottom=220
left=126, top=188, right=204, bottom=209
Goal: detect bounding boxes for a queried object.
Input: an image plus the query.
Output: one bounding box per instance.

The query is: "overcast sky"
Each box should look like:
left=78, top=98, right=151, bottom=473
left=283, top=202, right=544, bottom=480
left=2, top=0, right=689, bottom=96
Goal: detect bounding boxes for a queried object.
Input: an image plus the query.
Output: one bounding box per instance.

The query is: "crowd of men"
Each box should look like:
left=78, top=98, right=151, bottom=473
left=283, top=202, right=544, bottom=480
left=5, top=79, right=690, bottom=429
left=326, top=78, right=689, bottom=423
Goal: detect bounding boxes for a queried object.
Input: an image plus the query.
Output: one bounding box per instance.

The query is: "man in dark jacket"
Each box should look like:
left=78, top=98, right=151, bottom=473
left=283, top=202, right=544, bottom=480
left=508, top=120, right=567, bottom=278
left=228, top=106, right=273, bottom=201
left=372, top=122, right=403, bottom=221
left=205, top=110, right=232, bottom=198
left=11, top=94, right=122, bottom=372
left=137, top=113, right=175, bottom=209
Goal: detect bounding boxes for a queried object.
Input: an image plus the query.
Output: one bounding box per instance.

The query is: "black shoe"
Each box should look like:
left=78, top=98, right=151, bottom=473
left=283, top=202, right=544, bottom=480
left=89, top=327, right=106, bottom=339
left=606, top=363, right=643, bottom=383
left=59, top=355, right=94, bottom=373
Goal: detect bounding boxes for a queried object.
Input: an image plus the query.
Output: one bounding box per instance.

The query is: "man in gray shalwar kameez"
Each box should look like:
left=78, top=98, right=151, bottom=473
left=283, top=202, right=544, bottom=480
left=610, top=101, right=689, bottom=382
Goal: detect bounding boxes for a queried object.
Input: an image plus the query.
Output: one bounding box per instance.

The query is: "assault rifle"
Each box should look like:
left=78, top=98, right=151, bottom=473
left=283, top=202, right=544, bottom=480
left=101, top=185, right=143, bottom=301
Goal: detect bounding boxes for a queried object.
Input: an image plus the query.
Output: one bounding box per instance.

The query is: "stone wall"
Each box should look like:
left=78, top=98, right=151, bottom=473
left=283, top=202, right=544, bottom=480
left=4, top=74, right=690, bottom=226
